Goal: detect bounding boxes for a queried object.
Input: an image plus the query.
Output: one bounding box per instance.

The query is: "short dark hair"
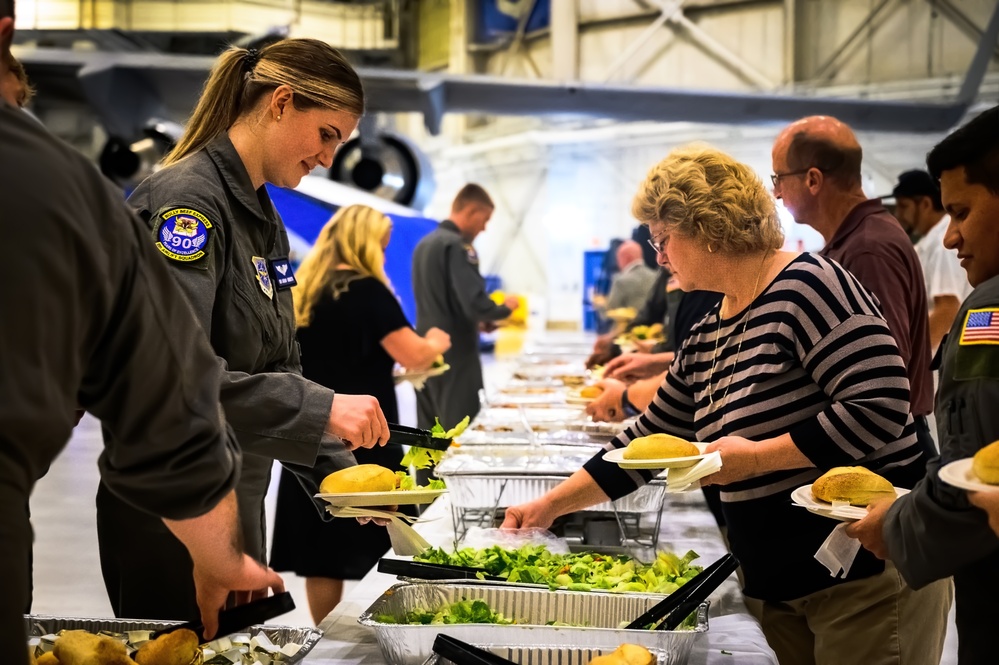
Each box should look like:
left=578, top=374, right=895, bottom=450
left=786, top=131, right=863, bottom=188
left=452, top=183, right=493, bottom=212
left=892, top=170, right=943, bottom=211
left=927, top=105, right=999, bottom=195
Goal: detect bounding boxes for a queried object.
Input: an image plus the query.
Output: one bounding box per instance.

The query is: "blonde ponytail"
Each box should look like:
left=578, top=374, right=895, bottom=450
left=163, top=39, right=365, bottom=166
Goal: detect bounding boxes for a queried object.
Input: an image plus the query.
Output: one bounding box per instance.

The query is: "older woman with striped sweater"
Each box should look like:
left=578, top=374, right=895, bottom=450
left=503, top=145, right=952, bottom=665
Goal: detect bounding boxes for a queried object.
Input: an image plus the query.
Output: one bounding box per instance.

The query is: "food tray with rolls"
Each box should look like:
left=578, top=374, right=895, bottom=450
left=421, top=644, right=676, bottom=665
left=359, top=582, right=708, bottom=665
left=23, top=615, right=322, bottom=664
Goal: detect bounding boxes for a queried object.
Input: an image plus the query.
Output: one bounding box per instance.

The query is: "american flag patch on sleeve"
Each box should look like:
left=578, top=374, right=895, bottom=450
left=959, top=308, right=999, bottom=345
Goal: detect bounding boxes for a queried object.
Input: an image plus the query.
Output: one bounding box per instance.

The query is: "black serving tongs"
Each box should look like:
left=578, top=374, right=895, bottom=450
left=625, top=553, right=739, bottom=631
left=432, top=634, right=517, bottom=665
left=378, top=557, right=505, bottom=582
left=388, top=423, right=454, bottom=451
left=151, top=591, right=296, bottom=643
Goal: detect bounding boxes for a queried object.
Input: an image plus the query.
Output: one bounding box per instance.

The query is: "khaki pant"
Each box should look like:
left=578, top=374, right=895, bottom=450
left=760, top=565, right=952, bottom=665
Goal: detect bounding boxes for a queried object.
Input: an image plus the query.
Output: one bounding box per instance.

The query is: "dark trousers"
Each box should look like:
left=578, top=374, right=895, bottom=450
left=96, top=482, right=200, bottom=621
left=96, top=453, right=272, bottom=621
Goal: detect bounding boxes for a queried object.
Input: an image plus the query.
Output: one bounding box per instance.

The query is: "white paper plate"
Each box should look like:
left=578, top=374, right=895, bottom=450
left=316, top=488, right=447, bottom=507
left=939, top=458, right=999, bottom=492
left=790, top=483, right=910, bottom=522
left=393, top=364, right=449, bottom=385
left=604, top=444, right=708, bottom=470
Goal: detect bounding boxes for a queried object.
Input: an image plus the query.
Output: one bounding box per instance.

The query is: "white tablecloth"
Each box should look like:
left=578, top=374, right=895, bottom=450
left=304, top=492, right=778, bottom=665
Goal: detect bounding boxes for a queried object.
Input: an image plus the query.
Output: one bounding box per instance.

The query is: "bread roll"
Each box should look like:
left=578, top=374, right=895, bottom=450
left=811, top=467, right=894, bottom=506
left=320, top=464, right=396, bottom=494
left=135, top=629, right=199, bottom=665
left=588, top=645, right=654, bottom=665
left=973, top=440, right=999, bottom=485
left=623, top=433, right=699, bottom=460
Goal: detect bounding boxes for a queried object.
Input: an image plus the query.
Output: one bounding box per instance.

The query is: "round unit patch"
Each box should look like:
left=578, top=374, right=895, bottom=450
left=156, top=208, right=212, bottom=262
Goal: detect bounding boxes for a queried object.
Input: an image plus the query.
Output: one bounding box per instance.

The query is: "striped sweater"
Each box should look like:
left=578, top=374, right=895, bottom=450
left=584, top=253, right=927, bottom=601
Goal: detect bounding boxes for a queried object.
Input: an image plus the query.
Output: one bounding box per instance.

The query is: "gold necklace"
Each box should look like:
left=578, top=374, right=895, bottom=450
left=708, top=252, right=772, bottom=407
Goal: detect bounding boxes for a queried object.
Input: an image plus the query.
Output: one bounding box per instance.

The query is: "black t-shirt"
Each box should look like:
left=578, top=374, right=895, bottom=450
left=296, top=273, right=410, bottom=421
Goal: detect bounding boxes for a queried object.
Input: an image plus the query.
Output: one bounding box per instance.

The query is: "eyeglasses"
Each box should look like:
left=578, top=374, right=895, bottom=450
left=770, top=167, right=825, bottom=187
left=647, top=234, right=668, bottom=255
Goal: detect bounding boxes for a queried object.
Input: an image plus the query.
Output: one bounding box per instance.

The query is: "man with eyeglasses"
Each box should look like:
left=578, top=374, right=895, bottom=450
left=771, top=115, right=935, bottom=460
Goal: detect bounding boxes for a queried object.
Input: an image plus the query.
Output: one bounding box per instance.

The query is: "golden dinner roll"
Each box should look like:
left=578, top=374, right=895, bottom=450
left=135, top=629, right=199, bottom=665
left=622, top=433, right=699, bottom=460
left=588, top=645, right=654, bottom=665
left=320, top=464, right=396, bottom=494
left=811, top=467, right=894, bottom=506
left=973, top=440, right=999, bottom=485
left=580, top=385, right=604, bottom=399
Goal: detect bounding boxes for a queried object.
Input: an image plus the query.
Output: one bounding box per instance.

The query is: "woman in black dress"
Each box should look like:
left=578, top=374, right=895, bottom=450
left=270, top=204, right=451, bottom=623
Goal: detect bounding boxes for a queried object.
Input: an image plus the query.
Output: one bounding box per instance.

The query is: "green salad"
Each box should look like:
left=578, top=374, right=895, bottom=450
left=415, top=544, right=702, bottom=594
left=375, top=598, right=513, bottom=625
left=400, top=416, right=470, bottom=470
left=394, top=470, right=446, bottom=491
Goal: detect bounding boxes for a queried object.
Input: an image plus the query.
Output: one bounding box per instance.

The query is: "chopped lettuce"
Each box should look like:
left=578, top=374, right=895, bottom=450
left=393, top=470, right=446, bottom=491
left=399, top=416, right=470, bottom=470
left=415, top=545, right=701, bottom=595
left=375, top=598, right=513, bottom=625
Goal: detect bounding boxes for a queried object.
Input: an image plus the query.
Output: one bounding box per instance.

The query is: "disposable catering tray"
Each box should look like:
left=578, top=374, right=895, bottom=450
left=434, top=445, right=666, bottom=514
left=422, top=644, right=678, bottom=665
left=359, top=582, right=708, bottom=665
left=23, top=614, right=322, bottom=664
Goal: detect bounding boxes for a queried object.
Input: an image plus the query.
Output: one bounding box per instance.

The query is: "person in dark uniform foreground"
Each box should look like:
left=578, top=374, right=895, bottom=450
left=0, top=2, right=282, bottom=661
left=848, top=105, right=999, bottom=665
left=270, top=205, right=451, bottom=623
left=411, top=184, right=518, bottom=430
left=97, top=38, right=392, bottom=622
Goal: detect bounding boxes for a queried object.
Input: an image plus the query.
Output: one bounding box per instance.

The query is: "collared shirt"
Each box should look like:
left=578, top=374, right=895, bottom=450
left=606, top=260, right=659, bottom=313
left=916, top=215, right=973, bottom=304
left=821, top=199, right=933, bottom=416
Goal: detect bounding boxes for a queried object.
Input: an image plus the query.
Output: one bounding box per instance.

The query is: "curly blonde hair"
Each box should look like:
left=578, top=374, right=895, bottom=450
left=632, top=144, right=783, bottom=254
left=293, top=205, right=392, bottom=328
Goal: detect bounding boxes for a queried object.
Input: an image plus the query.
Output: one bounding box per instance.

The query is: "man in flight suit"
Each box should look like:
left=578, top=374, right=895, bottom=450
left=847, top=105, right=999, bottom=665
left=0, top=2, right=282, bottom=661
left=412, top=184, right=518, bottom=430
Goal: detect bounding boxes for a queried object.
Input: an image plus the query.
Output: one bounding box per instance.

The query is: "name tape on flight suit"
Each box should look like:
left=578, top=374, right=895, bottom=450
left=155, top=208, right=212, bottom=262
left=956, top=307, right=999, bottom=381
left=270, top=258, right=297, bottom=291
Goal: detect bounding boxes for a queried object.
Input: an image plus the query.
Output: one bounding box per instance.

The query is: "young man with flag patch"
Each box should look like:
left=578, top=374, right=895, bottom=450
left=847, top=105, right=999, bottom=665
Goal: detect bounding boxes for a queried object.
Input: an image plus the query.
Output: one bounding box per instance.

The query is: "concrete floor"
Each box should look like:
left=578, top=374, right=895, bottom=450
left=26, top=369, right=960, bottom=663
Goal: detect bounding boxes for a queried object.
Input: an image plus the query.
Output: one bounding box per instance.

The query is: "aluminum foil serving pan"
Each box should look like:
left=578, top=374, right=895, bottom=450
left=359, top=582, right=708, bottom=665
left=24, top=615, right=322, bottom=664
left=422, top=644, right=677, bottom=665
left=435, top=445, right=666, bottom=513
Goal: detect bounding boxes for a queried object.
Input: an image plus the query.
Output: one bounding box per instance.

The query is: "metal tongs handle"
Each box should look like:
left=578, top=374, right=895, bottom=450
left=388, top=423, right=453, bottom=451
left=625, top=553, right=739, bottom=631
left=432, top=634, right=517, bottom=665
left=377, top=557, right=504, bottom=581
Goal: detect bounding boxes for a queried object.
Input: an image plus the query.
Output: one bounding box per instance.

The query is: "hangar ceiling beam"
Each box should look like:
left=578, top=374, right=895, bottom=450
left=550, top=0, right=579, bottom=80
left=927, top=0, right=999, bottom=63
left=811, top=0, right=903, bottom=84
left=603, top=0, right=776, bottom=90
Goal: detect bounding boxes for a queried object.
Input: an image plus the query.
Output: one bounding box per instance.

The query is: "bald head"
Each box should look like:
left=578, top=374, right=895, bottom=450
left=616, top=240, right=643, bottom=270
left=773, top=115, right=863, bottom=190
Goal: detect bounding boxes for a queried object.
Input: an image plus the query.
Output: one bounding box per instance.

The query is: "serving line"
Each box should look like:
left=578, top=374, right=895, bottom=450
left=305, top=493, right=777, bottom=665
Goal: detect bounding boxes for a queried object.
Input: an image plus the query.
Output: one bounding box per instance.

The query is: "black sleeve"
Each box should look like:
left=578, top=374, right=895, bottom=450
left=0, top=132, right=238, bottom=520
left=671, top=291, right=723, bottom=349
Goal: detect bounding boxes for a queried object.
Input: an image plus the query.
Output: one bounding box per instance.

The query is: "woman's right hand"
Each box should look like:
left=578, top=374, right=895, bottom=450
left=501, top=499, right=557, bottom=530
left=425, top=327, right=451, bottom=353
left=327, top=393, right=389, bottom=449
